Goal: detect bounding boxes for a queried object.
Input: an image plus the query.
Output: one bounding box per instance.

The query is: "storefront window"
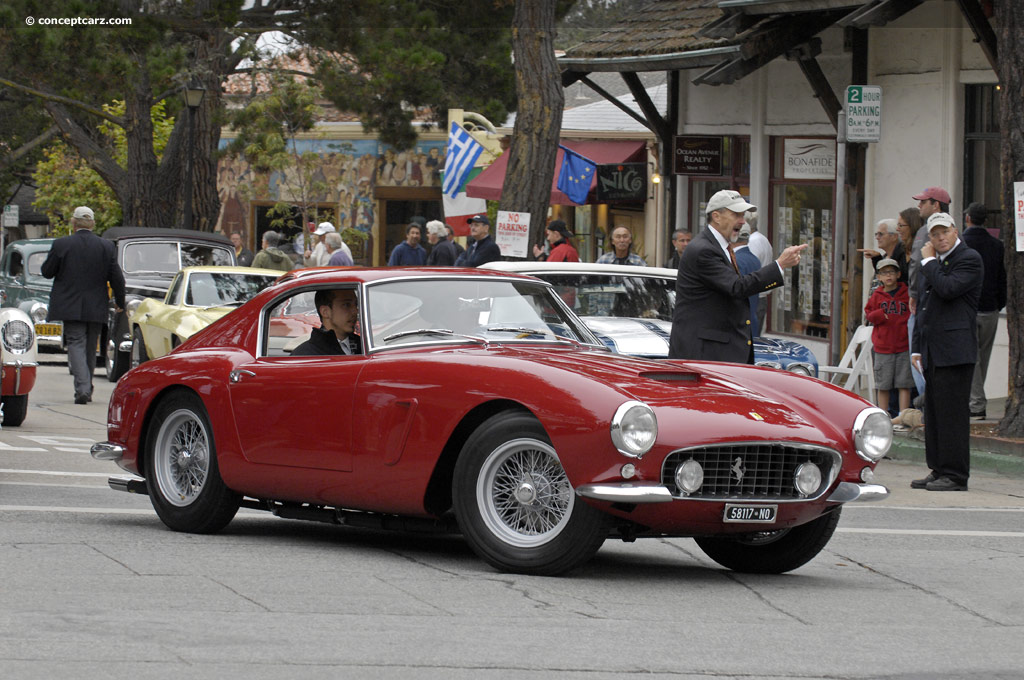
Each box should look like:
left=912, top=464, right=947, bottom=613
left=964, top=84, right=1002, bottom=231
left=769, top=183, right=834, bottom=339
left=686, top=137, right=750, bottom=231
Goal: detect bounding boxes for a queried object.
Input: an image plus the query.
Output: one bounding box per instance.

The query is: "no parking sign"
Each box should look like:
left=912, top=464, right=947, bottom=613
left=495, top=211, right=530, bottom=258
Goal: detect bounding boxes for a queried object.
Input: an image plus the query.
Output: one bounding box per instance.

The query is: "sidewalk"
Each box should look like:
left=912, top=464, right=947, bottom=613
left=886, top=396, right=1024, bottom=478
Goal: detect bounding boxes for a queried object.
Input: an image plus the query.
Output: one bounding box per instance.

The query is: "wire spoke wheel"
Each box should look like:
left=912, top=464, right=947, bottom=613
left=478, top=439, right=574, bottom=547
left=153, top=409, right=210, bottom=507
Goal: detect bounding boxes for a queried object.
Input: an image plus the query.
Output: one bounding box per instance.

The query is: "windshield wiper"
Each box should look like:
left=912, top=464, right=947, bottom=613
left=382, top=328, right=485, bottom=344
left=484, top=325, right=551, bottom=337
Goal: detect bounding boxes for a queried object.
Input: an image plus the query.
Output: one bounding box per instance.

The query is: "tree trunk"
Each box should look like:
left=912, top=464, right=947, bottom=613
left=996, top=0, right=1024, bottom=436
left=499, top=0, right=564, bottom=254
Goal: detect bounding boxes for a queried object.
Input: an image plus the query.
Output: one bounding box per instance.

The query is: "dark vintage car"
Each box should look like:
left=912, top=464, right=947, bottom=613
left=0, top=238, right=62, bottom=349
left=101, top=227, right=235, bottom=381
left=483, top=262, right=819, bottom=376
left=92, top=267, right=891, bottom=576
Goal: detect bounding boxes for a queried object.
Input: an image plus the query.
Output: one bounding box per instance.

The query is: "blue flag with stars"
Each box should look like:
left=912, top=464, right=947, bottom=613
left=556, top=146, right=597, bottom=204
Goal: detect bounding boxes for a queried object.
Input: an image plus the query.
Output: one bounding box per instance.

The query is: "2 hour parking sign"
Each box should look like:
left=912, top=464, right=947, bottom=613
left=845, top=85, right=881, bottom=143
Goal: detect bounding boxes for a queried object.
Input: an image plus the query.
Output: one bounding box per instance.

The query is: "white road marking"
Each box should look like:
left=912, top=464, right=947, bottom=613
left=0, top=443, right=47, bottom=452
left=0, top=505, right=154, bottom=515
left=0, top=468, right=114, bottom=478
left=837, top=527, right=1024, bottom=538
left=846, top=505, right=1024, bottom=513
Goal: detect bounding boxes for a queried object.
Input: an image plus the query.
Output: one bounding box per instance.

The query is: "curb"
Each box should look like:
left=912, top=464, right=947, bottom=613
left=888, top=433, right=1024, bottom=479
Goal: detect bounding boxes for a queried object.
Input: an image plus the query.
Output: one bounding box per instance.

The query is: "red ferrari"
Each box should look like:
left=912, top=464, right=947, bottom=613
left=92, top=267, right=891, bottom=575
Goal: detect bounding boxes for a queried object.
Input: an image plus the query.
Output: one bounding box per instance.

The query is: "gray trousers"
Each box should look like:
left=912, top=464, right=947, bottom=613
left=64, top=320, right=101, bottom=398
left=969, top=311, right=1000, bottom=413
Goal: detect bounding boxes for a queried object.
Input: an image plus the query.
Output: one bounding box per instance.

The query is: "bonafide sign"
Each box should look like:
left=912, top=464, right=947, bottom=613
left=783, top=139, right=836, bottom=180
left=495, top=210, right=530, bottom=258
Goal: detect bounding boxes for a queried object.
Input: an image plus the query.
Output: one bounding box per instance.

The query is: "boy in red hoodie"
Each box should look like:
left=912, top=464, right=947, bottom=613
left=864, top=258, right=913, bottom=414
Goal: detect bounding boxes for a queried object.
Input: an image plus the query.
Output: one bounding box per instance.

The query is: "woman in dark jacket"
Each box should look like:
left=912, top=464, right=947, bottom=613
left=532, top=220, right=580, bottom=262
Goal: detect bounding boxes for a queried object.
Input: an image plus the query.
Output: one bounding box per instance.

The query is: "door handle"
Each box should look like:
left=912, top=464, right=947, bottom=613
left=229, top=369, right=256, bottom=383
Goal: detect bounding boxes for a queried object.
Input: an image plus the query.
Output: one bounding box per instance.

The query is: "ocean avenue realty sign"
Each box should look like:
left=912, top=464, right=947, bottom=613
left=783, top=139, right=836, bottom=180
left=673, top=136, right=723, bottom=175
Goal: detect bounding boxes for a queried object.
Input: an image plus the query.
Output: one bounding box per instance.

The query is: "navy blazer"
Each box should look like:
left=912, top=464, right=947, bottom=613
left=41, top=229, right=126, bottom=324
left=669, top=227, right=783, bottom=363
left=912, top=241, right=983, bottom=369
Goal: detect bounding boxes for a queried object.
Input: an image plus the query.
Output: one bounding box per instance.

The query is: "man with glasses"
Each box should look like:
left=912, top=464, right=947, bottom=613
left=858, top=218, right=908, bottom=283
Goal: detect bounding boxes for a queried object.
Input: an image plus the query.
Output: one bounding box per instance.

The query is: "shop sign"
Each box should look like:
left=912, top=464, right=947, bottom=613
left=2, top=204, right=18, bottom=227
left=672, top=136, right=723, bottom=175
left=495, top=210, right=530, bottom=258
left=1015, top=182, right=1024, bottom=252
left=783, top=139, right=836, bottom=180
left=596, top=163, right=646, bottom=202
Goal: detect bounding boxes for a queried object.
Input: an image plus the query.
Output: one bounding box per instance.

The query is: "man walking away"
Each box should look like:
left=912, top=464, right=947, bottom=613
left=41, top=206, right=126, bottom=404
left=252, top=231, right=295, bottom=272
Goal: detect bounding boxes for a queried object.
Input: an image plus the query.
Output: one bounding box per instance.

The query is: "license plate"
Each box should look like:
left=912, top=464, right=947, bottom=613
left=35, top=323, right=62, bottom=337
left=723, top=504, right=778, bottom=523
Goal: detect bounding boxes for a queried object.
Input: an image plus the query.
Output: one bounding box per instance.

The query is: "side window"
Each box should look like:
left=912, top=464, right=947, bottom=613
left=166, top=274, right=184, bottom=305
left=8, top=252, right=23, bottom=277
left=264, top=291, right=320, bottom=357
left=181, top=243, right=234, bottom=267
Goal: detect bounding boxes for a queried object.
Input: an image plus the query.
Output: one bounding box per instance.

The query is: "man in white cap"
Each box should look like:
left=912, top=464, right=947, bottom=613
left=304, top=222, right=352, bottom=267
left=41, top=206, right=126, bottom=404
left=910, top=212, right=983, bottom=492
left=668, top=190, right=806, bottom=363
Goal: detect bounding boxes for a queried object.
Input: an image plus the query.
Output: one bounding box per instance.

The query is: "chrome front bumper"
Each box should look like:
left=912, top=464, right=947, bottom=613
left=576, top=481, right=890, bottom=504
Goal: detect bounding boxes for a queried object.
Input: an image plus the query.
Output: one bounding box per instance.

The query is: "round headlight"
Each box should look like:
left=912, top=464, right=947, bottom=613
left=675, top=458, right=704, bottom=495
left=853, top=407, right=893, bottom=462
left=29, top=302, right=48, bottom=323
left=787, top=363, right=812, bottom=377
left=755, top=360, right=782, bottom=370
left=794, top=462, right=822, bottom=496
left=125, top=298, right=143, bottom=316
left=2, top=319, right=34, bottom=353
left=610, top=401, right=658, bottom=459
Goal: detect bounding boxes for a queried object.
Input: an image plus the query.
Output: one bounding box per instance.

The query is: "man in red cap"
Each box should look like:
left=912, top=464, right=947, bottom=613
left=909, top=186, right=951, bottom=312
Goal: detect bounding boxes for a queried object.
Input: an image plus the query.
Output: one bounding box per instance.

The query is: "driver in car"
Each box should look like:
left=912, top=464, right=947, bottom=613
left=290, top=288, right=361, bottom=356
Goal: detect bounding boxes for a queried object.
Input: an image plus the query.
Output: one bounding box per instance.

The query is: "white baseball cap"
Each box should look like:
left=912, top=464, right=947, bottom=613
left=705, top=190, right=755, bottom=215
left=313, top=222, right=336, bottom=235
left=72, top=206, right=94, bottom=220
left=926, top=212, right=955, bottom=231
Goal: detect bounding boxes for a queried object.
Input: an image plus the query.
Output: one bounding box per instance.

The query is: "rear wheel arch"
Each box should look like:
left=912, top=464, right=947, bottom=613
left=134, top=385, right=203, bottom=481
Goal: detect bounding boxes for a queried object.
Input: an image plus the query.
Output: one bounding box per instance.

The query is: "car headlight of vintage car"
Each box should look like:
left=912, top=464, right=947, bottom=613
left=2, top=318, right=35, bottom=353
left=786, top=362, right=815, bottom=377
left=610, top=400, right=658, bottom=459
left=125, top=297, right=144, bottom=317
left=29, top=302, right=48, bottom=324
left=853, top=407, right=893, bottom=462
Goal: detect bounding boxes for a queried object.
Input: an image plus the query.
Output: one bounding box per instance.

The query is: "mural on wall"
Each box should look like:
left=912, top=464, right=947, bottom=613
left=215, top=136, right=446, bottom=244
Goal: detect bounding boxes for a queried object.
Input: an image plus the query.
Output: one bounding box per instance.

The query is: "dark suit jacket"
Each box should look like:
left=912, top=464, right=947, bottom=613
left=668, top=227, right=783, bottom=363
left=290, top=326, right=360, bottom=356
left=41, top=229, right=126, bottom=324
left=962, top=226, right=1006, bottom=312
left=911, top=241, right=984, bottom=369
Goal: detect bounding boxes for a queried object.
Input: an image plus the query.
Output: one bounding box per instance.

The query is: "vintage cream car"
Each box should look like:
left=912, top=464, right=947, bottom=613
left=129, top=266, right=281, bottom=366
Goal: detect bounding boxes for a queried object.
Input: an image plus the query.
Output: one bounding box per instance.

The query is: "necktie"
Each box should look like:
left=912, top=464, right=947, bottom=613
left=728, top=248, right=739, bottom=273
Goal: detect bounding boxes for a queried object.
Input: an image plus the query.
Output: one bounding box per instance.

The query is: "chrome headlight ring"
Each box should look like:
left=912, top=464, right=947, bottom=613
left=610, top=400, right=658, bottom=459
left=28, top=301, right=48, bottom=324
left=853, top=407, right=893, bottom=462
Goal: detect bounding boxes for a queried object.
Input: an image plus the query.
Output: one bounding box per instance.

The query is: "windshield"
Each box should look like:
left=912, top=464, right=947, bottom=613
left=123, top=241, right=234, bottom=274
left=185, top=271, right=278, bottom=307
left=537, top=273, right=676, bottom=321
left=365, top=277, right=600, bottom=349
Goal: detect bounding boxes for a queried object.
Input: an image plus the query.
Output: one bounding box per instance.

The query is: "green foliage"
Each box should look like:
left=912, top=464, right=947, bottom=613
left=32, top=100, right=174, bottom=234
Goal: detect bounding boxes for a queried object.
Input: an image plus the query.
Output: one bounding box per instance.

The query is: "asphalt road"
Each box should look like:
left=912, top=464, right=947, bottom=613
left=2, top=362, right=1023, bottom=679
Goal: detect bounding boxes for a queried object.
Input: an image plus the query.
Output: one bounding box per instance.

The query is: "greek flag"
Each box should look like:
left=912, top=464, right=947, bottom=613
left=442, top=122, right=484, bottom=198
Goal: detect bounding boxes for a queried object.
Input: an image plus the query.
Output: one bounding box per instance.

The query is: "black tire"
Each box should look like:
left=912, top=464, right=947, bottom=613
left=105, top=316, right=129, bottom=382
left=144, top=390, right=240, bottom=533
left=452, top=411, right=607, bottom=575
left=695, top=507, right=842, bottom=574
left=1, top=394, right=28, bottom=426
left=130, top=327, right=149, bottom=369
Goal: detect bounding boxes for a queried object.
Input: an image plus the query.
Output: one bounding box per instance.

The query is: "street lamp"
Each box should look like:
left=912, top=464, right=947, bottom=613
left=182, top=78, right=205, bottom=229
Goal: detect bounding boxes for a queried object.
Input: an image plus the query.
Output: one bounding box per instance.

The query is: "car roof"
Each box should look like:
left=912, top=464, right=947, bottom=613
left=482, top=261, right=677, bottom=279
left=274, top=266, right=542, bottom=286
left=102, top=227, right=232, bottom=246
left=5, top=238, right=55, bottom=250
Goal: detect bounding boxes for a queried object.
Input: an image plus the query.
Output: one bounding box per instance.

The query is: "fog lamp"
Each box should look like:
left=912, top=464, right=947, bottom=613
left=620, top=463, right=636, bottom=480
left=794, top=462, right=822, bottom=497
left=860, top=467, right=875, bottom=483
left=674, top=458, right=703, bottom=495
